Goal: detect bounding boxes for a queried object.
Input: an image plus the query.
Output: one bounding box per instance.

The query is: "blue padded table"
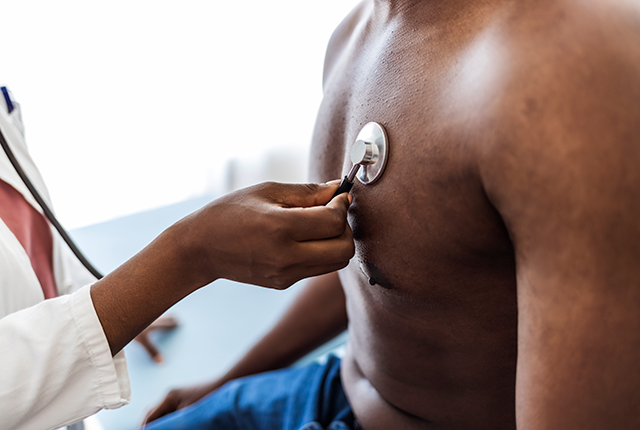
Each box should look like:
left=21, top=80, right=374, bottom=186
left=70, top=196, right=339, bottom=430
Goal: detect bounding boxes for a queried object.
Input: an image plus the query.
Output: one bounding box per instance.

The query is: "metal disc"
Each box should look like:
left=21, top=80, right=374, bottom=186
left=354, top=122, right=389, bottom=185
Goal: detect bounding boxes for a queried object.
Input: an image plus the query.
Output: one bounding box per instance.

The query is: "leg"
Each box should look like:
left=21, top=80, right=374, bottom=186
left=143, top=355, right=355, bottom=430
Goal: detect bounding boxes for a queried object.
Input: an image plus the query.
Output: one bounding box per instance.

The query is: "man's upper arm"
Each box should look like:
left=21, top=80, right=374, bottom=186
left=479, top=17, right=640, bottom=429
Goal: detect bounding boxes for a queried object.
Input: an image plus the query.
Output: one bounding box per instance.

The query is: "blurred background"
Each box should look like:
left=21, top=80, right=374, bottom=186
left=1, top=0, right=360, bottom=229
left=2, top=1, right=361, bottom=428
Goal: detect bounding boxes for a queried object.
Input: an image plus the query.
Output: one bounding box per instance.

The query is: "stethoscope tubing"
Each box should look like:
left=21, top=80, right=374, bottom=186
left=0, top=125, right=104, bottom=279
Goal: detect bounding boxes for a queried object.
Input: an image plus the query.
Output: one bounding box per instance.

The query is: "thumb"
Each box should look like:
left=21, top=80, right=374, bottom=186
left=325, top=191, right=353, bottom=218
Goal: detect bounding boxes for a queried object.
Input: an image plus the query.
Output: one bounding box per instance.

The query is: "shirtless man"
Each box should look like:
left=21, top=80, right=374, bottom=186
left=144, top=0, right=640, bottom=428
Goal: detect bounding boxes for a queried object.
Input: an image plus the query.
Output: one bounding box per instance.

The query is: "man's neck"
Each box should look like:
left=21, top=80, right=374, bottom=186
left=370, top=0, right=507, bottom=28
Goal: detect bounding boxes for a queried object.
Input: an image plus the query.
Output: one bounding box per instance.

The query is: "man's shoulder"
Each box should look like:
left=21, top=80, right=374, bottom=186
left=501, top=0, right=640, bottom=85
left=477, top=0, right=640, bottom=221
left=322, top=0, right=371, bottom=88
left=509, top=0, right=640, bottom=64
left=481, top=0, right=640, bottom=154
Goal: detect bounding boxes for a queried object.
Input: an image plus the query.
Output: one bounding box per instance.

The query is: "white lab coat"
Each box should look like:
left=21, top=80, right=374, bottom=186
left=0, top=90, right=130, bottom=430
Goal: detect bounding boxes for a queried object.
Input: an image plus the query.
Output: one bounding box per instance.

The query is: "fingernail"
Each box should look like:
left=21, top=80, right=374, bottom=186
left=154, top=355, right=164, bottom=364
left=325, top=179, right=341, bottom=186
left=348, top=194, right=353, bottom=204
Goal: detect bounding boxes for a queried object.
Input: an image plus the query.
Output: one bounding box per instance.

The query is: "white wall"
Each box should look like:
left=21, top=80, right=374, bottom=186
left=1, top=0, right=360, bottom=228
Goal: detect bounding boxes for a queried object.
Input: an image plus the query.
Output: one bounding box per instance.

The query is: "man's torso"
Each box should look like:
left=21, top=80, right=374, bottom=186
left=307, top=0, right=613, bottom=428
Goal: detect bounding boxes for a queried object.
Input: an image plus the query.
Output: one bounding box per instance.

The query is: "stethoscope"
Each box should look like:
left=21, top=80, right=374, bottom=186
left=331, top=122, right=390, bottom=198
left=0, top=120, right=390, bottom=280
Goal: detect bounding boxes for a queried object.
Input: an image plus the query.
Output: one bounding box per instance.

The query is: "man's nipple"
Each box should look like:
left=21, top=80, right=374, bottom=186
left=359, top=259, right=392, bottom=289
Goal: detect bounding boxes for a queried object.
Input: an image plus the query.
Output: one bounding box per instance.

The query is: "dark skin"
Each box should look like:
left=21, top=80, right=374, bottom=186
left=145, top=0, right=640, bottom=429
left=90, top=181, right=354, bottom=360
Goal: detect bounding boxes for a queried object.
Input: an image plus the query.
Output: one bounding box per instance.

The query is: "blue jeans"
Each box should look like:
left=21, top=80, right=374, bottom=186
left=143, top=355, right=358, bottom=430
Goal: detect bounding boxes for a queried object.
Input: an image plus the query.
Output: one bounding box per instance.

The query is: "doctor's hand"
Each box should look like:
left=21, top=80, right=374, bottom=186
left=173, top=181, right=355, bottom=290
left=91, top=181, right=354, bottom=358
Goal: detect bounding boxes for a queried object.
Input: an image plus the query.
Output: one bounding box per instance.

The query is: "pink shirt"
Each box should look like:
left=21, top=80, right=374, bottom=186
left=0, top=178, right=56, bottom=299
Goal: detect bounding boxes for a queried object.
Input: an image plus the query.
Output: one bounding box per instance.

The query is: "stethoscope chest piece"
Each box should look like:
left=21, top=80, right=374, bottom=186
left=328, top=122, right=390, bottom=200
left=352, top=122, right=389, bottom=185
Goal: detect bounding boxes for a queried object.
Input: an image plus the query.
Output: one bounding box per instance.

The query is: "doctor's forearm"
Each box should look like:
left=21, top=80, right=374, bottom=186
left=90, top=225, right=204, bottom=356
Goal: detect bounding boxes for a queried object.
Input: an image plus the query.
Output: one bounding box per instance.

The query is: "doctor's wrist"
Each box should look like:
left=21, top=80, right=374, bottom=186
left=163, top=220, right=222, bottom=292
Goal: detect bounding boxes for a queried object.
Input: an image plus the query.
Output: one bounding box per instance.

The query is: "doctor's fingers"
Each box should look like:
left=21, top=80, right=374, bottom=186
left=283, top=193, right=352, bottom=242
left=266, top=180, right=343, bottom=208
left=260, top=228, right=353, bottom=290
left=291, top=227, right=355, bottom=268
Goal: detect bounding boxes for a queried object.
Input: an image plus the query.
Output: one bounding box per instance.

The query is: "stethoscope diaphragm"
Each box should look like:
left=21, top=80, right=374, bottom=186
left=329, top=122, right=389, bottom=200
left=351, top=122, right=389, bottom=185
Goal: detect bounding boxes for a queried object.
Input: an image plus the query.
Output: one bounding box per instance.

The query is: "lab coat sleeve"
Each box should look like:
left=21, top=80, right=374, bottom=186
left=0, top=285, right=130, bottom=430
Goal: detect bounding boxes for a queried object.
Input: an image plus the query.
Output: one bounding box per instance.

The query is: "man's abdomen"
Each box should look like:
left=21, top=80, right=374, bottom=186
left=338, top=248, right=518, bottom=430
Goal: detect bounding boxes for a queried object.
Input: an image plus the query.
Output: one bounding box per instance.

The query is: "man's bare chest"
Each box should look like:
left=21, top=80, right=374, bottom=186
left=310, top=73, right=518, bottom=426
left=308, top=11, right=521, bottom=428
left=310, top=57, right=514, bottom=300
